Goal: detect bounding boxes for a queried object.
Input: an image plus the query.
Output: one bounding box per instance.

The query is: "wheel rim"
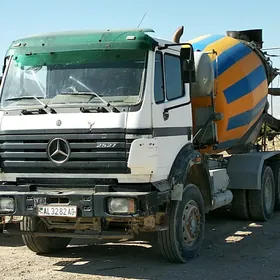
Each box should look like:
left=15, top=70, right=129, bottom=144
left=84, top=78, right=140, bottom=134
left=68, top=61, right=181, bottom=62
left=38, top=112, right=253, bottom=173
left=264, top=176, right=273, bottom=212
left=182, top=200, right=201, bottom=246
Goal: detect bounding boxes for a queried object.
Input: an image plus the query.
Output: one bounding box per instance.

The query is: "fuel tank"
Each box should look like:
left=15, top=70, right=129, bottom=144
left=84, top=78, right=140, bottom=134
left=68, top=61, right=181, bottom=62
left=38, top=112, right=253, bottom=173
left=187, top=30, right=275, bottom=153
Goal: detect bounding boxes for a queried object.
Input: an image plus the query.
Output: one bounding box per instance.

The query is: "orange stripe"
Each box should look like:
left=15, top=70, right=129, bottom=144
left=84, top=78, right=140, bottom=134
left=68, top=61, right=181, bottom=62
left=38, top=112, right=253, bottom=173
left=216, top=51, right=262, bottom=91
left=222, top=109, right=264, bottom=142
left=227, top=80, right=268, bottom=118
left=204, top=36, right=240, bottom=60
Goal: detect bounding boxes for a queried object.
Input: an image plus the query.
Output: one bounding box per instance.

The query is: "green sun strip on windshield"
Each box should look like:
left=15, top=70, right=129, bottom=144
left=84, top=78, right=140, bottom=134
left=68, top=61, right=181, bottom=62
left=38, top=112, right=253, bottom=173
left=14, top=49, right=147, bottom=67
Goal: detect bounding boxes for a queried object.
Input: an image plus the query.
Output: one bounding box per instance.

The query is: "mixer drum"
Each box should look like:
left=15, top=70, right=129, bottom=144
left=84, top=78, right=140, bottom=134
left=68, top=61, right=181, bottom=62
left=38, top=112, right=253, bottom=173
left=188, top=34, right=268, bottom=153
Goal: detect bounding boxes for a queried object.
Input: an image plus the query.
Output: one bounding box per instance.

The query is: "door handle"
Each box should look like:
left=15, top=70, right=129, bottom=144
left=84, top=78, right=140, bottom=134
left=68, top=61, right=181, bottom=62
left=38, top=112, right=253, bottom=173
left=163, top=110, right=169, bottom=121
left=162, top=101, right=191, bottom=121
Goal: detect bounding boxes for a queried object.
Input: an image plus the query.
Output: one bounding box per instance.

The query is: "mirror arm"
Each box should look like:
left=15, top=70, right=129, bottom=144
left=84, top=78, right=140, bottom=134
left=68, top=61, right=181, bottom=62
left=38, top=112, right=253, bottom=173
left=158, top=42, right=194, bottom=51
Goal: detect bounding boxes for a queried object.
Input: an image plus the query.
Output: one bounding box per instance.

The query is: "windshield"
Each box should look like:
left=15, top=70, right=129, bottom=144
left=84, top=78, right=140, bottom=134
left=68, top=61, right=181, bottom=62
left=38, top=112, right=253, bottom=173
left=0, top=49, right=147, bottom=108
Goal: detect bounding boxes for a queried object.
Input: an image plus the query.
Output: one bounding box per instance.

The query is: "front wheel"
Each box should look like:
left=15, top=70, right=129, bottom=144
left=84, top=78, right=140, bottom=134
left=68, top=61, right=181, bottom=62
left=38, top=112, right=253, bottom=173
left=158, top=184, right=205, bottom=263
left=20, top=217, right=71, bottom=254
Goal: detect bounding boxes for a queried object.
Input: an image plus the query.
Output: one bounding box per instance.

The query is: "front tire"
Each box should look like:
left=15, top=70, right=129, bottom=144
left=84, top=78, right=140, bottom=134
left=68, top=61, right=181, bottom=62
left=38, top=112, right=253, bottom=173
left=158, top=184, right=205, bottom=263
left=20, top=217, right=71, bottom=254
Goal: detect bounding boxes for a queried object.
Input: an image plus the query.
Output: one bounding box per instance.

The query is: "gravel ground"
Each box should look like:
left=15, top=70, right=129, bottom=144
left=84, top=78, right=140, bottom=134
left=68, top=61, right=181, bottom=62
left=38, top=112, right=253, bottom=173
left=1, top=210, right=280, bottom=280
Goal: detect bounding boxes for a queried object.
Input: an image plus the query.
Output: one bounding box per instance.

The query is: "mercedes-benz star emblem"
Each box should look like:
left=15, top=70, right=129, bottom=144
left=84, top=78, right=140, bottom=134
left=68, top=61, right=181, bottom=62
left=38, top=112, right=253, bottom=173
left=47, top=138, right=71, bottom=164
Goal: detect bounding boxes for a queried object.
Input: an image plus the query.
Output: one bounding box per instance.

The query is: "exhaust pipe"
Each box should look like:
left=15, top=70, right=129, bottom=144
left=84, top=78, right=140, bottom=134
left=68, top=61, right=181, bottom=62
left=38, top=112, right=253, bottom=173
left=172, top=26, right=184, bottom=43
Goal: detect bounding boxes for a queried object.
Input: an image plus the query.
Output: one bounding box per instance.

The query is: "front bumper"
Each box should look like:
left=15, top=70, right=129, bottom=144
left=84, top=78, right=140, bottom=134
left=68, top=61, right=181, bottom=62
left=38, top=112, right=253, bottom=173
left=0, top=188, right=169, bottom=218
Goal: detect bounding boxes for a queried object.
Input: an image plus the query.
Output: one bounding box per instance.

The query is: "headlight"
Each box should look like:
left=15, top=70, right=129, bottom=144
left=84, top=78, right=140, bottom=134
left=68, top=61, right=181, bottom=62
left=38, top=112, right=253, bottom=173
left=108, top=198, right=136, bottom=214
left=0, top=197, right=15, bottom=213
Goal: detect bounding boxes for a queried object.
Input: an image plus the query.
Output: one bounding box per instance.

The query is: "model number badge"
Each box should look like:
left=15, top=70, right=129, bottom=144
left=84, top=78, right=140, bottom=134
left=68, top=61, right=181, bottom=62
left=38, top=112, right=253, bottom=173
left=96, top=143, right=116, bottom=148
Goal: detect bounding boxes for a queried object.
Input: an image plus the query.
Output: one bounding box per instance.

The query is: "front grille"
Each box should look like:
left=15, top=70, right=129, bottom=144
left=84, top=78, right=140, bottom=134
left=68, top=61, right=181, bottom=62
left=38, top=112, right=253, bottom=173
left=0, top=129, right=132, bottom=174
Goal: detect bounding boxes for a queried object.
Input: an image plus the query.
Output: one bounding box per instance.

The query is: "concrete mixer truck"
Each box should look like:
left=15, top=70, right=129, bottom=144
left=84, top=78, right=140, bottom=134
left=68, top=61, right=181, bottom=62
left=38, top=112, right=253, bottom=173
left=0, top=26, right=279, bottom=262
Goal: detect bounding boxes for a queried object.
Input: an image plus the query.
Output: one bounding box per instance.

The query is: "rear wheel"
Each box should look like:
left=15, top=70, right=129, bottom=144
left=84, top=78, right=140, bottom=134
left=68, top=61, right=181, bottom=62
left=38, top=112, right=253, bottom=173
left=248, top=166, right=275, bottom=221
left=270, top=162, right=280, bottom=210
left=158, top=184, right=205, bottom=263
left=20, top=217, right=71, bottom=254
left=230, top=189, right=250, bottom=220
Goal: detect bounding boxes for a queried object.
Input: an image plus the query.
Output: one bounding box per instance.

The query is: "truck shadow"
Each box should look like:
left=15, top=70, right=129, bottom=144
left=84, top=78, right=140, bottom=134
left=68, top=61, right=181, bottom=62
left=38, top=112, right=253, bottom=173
left=47, top=210, right=280, bottom=280
left=0, top=224, right=24, bottom=247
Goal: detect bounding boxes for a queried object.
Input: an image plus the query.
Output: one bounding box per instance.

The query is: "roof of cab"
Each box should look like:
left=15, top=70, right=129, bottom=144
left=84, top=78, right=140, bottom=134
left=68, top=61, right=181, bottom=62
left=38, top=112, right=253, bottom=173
left=6, top=28, right=159, bottom=56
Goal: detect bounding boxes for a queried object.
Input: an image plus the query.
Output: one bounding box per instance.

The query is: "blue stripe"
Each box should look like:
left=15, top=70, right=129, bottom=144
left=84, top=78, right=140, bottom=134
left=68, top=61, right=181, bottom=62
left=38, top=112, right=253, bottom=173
left=252, top=96, right=268, bottom=119
left=223, top=64, right=267, bottom=104
left=212, top=43, right=252, bottom=78
left=227, top=96, right=267, bottom=130
left=191, top=35, right=224, bottom=51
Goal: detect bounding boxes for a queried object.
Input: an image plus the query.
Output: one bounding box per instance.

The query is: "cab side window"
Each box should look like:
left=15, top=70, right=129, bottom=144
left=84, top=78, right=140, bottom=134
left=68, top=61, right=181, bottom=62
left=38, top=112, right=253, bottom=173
left=164, top=54, right=184, bottom=101
left=154, top=52, right=165, bottom=104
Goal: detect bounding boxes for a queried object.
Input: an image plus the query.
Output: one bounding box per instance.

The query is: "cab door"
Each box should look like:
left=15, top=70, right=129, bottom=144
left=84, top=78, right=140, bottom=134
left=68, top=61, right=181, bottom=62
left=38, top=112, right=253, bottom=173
left=151, top=48, right=193, bottom=178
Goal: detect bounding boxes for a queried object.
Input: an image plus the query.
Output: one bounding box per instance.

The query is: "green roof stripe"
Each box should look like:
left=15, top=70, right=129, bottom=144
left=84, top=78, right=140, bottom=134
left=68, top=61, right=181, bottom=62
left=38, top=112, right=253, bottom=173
left=6, top=28, right=157, bottom=56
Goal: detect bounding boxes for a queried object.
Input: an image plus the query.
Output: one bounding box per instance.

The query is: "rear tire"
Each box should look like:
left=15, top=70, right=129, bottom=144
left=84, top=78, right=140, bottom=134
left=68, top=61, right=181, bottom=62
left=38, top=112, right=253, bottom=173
left=20, top=217, right=71, bottom=254
left=230, top=189, right=250, bottom=220
left=270, top=162, right=280, bottom=210
left=248, top=166, right=275, bottom=221
left=158, top=184, right=205, bottom=263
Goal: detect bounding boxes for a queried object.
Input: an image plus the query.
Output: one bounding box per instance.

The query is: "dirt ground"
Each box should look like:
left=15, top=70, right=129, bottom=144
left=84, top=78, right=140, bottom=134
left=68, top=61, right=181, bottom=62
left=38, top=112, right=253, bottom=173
left=1, top=209, right=280, bottom=280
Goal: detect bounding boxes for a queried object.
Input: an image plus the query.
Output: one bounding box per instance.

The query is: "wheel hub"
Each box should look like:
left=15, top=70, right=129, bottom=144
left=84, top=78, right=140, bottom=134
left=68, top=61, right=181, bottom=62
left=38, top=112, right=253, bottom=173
left=264, top=177, right=273, bottom=212
left=182, top=200, right=201, bottom=246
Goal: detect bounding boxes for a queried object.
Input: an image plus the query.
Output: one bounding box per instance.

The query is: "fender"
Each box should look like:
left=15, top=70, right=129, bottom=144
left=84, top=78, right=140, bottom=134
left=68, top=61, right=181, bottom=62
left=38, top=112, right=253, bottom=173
left=227, top=151, right=280, bottom=190
left=167, top=143, right=210, bottom=201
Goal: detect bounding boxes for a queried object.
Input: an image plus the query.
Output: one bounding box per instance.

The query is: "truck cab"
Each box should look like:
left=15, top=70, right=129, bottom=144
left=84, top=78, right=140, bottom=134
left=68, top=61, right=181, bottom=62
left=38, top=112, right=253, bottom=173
left=0, top=29, right=194, bottom=181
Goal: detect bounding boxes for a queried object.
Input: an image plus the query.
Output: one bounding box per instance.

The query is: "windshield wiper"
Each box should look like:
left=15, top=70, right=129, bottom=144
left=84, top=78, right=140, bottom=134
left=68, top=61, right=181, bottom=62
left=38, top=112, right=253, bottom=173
left=5, top=96, right=56, bottom=114
left=67, top=76, right=120, bottom=112
left=59, top=93, right=110, bottom=113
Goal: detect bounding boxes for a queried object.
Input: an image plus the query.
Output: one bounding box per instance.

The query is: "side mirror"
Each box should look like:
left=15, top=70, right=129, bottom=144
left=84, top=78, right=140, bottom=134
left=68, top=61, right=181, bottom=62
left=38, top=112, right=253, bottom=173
left=181, top=59, right=194, bottom=71
left=180, top=46, right=195, bottom=83
left=2, top=56, right=10, bottom=75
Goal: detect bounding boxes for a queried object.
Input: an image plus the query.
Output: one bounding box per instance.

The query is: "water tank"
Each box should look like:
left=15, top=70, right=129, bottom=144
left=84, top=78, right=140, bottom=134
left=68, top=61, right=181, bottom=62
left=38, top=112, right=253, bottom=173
left=191, top=51, right=214, bottom=98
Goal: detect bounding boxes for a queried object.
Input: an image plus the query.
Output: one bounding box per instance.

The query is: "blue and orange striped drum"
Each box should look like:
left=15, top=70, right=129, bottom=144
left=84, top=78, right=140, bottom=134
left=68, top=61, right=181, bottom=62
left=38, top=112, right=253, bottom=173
left=188, top=34, right=268, bottom=153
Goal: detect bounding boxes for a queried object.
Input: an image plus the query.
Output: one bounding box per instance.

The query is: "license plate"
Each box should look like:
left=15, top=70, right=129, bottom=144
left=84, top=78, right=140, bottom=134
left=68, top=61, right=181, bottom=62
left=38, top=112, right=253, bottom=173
left=37, top=205, right=77, bottom=218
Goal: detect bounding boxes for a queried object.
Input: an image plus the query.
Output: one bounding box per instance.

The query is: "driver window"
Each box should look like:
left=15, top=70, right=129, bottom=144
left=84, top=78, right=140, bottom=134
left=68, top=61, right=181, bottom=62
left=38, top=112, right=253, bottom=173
left=164, top=54, right=184, bottom=101
left=154, top=52, right=165, bottom=104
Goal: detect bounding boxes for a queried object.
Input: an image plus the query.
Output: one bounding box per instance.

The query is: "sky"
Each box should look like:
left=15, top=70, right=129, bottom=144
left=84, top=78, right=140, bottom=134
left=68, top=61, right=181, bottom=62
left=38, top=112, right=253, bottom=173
left=1, top=0, right=280, bottom=115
